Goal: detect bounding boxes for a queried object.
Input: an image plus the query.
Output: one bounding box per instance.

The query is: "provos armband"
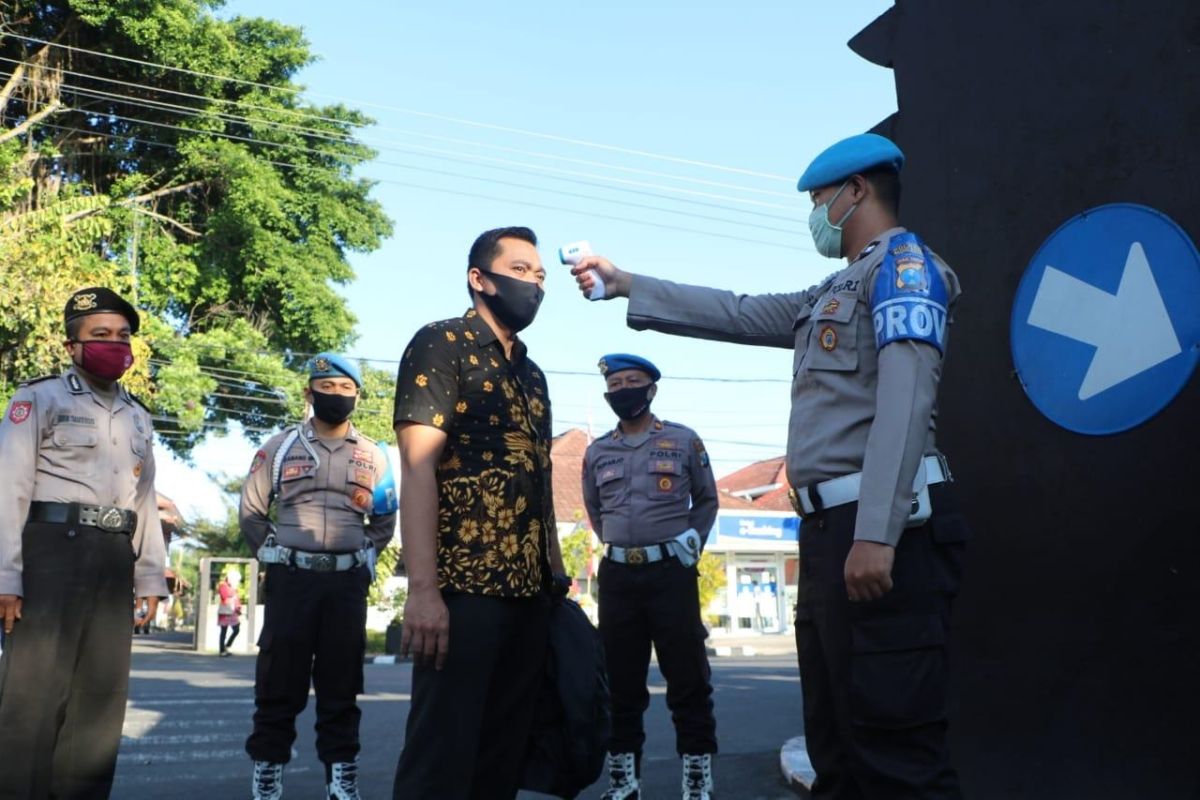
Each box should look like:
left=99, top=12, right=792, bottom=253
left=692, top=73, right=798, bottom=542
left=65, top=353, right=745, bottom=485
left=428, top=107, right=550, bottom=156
left=871, top=232, right=949, bottom=353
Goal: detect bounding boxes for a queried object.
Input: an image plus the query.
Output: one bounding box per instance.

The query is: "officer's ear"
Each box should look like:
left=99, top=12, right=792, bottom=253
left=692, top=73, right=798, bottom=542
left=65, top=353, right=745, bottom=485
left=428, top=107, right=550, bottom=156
left=302, top=384, right=312, bottom=404
left=647, top=383, right=658, bottom=402
left=848, top=174, right=869, bottom=203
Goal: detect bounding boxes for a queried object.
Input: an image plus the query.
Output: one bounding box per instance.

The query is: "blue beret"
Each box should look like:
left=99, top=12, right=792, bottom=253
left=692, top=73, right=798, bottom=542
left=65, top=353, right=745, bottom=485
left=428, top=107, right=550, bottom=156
left=598, top=353, right=661, bottom=382
left=308, top=352, right=362, bottom=388
left=796, top=133, right=905, bottom=192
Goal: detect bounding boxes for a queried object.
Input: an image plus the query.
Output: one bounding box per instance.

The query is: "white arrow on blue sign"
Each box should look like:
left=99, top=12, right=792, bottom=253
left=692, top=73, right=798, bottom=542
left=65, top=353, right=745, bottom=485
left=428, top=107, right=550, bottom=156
left=1010, top=203, right=1200, bottom=435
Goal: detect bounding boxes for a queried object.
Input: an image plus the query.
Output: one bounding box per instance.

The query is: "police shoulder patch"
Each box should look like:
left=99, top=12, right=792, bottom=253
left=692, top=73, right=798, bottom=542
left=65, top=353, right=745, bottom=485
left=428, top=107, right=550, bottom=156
left=871, top=232, right=949, bottom=354
left=7, top=400, right=32, bottom=424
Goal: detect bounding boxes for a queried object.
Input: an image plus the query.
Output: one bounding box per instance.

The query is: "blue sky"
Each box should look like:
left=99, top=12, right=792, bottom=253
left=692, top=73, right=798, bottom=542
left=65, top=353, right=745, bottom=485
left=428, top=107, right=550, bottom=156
left=156, top=1, right=898, bottom=519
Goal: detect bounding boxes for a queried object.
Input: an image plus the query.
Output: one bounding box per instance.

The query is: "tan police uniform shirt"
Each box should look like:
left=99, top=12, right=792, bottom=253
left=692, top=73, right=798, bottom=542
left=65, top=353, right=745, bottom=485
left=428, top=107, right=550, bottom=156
left=0, top=367, right=168, bottom=597
left=239, top=421, right=397, bottom=554
left=582, top=417, right=720, bottom=548
left=626, top=227, right=962, bottom=548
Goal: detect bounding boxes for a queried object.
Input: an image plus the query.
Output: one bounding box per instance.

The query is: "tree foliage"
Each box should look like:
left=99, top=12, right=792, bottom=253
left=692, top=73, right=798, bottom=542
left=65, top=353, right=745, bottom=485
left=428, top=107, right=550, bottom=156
left=697, top=552, right=727, bottom=622
left=559, top=526, right=595, bottom=581
left=0, top=0, right=392, bottom=453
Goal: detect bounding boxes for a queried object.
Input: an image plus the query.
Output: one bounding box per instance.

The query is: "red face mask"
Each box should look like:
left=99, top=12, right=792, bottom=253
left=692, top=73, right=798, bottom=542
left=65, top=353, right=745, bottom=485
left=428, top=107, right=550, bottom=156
left=74, top=340, right=134, bottom=381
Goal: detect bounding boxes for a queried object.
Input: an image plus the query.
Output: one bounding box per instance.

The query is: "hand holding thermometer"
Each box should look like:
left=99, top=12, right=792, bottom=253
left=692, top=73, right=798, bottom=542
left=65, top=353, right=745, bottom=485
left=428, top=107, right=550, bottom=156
left=558, top=240, right=606, bottom=300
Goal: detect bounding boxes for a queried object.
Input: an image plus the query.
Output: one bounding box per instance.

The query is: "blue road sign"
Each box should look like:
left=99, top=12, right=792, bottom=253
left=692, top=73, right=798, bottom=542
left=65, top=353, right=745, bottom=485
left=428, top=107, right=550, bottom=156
left=1011, top=203, right=1200, bottom=435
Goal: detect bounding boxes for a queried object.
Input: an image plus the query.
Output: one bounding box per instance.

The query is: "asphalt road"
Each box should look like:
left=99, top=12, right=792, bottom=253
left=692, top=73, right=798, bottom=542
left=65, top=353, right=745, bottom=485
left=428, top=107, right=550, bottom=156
left=113, top=636, right=803, bottom=799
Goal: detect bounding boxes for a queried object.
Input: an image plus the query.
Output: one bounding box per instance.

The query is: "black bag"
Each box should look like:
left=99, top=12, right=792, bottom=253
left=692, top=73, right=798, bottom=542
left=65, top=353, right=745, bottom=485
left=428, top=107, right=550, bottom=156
left=520, top=598, right=611, bottom=799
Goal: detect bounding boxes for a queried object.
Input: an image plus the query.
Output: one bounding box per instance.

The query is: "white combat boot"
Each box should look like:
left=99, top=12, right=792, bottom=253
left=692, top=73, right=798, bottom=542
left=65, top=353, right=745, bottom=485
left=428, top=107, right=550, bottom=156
left=682, top=753, right=713, bottom=799
left=599, top=751, right=640, bottom=799
left=250, top=761, right=284, bottom=800
left=326, top=758, right=362, bottom=800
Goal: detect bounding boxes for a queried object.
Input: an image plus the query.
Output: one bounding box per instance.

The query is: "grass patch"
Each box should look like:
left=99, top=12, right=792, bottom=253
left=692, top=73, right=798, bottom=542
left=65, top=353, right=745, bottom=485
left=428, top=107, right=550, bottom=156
left=366, top=629, right=386, bottom=656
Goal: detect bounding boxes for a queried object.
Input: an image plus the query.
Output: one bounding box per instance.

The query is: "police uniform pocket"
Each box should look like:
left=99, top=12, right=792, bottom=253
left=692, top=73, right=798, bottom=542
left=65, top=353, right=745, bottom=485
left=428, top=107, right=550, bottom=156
left=930, top=513, right=970, bottom=595
left=849, top=613, right=947, bottom=729
left=50, top=426, right=99, bottom=478
left=595, top=462, right=626, bottom=504
left=807, top=296, right=859, bottom=372
left=647, top=460, right=686, bottom=501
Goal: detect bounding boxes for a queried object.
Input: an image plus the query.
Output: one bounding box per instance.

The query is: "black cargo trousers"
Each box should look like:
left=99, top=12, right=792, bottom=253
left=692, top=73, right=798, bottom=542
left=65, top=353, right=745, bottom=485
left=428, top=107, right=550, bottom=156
left=245, top=562, right=370, bottom=766
left=598, top=555, right=717, bottom=760
left=795, top=483, right=969, bottom=800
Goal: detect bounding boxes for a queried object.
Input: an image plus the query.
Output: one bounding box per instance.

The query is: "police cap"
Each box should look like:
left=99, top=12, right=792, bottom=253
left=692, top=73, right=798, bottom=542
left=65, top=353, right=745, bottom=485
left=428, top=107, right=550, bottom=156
left=64, top=287, right=140, bottom=335
left=796, top=133, right=905, bottom=192
left=597, top=353, right=661, bottom=382
left=308, top=352, right=362, bottom=388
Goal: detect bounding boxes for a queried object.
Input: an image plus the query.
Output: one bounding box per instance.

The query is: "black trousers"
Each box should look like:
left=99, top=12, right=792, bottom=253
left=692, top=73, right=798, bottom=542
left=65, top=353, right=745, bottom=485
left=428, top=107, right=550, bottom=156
left=598, top=556, right=717, bottom=758
left=795, top=484, right=969, bottom=800
left=245, top=563, right=369, bottom=765
left=392, top=592, right=550, bottom=800
left=219, top=624, right=241, bottom=652
left=0, top=522, right=135, bottom=800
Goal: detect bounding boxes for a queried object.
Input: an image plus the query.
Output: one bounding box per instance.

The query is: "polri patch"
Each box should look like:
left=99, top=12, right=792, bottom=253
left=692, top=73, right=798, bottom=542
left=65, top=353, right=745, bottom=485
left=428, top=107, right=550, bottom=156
left=819, top=326, right=838, bottom=351
left=8, top=401, right=32, bottom=424
left=657, top=476, right=674, bottom=492
left=249, top=450, right=267, bottom=473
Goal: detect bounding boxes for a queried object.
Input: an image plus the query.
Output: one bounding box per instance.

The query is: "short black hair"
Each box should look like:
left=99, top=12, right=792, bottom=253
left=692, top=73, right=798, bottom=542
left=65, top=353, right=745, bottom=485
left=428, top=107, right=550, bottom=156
left=65, top=317, right=84, bottom=340
left=468, top=226, right=538, bottom=272
left=863, top=167, right=901, bottom=215
left=467, top=226, right=538, bottom=297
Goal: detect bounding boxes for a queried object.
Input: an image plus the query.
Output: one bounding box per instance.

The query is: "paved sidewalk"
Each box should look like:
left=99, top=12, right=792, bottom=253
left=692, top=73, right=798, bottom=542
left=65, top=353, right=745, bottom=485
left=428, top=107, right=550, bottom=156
left=706, top=631, right=797, bottom=658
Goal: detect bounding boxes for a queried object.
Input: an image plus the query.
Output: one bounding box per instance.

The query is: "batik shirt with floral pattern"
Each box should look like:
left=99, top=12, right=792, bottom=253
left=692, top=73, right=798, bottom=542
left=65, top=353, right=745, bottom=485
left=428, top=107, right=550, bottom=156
left=393, top=309, right=554, bottom=597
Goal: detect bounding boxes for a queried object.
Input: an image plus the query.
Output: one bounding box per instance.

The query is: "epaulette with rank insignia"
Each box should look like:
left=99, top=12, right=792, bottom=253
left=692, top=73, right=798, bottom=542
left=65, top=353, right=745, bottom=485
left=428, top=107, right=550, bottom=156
left=19, top=375, right=57, bottom=388
left=123, top=388, right=152, bottom=414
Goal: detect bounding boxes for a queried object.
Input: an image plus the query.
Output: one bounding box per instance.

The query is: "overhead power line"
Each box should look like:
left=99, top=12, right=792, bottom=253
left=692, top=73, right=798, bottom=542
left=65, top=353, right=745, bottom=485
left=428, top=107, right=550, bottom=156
left=5, top=33, right=793, bottom=181
left=32, top=118, right=804, bottom=250
left=20, top=85, right=798, bottom=213
left=0, top=56, right=793, bottom=200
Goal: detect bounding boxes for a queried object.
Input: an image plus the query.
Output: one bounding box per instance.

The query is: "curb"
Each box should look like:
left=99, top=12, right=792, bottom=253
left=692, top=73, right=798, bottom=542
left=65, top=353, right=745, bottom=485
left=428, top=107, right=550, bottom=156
left=705, top=645, right=761, bottom=657
left=779, top=735, right=815, bottom=796
left=365, top=654, right=405, bottom=664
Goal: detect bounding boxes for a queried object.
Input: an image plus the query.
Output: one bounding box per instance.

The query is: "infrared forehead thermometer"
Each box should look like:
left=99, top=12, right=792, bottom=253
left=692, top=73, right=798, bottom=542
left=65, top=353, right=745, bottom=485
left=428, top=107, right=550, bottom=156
left=558, top=240, right=606, bottom=301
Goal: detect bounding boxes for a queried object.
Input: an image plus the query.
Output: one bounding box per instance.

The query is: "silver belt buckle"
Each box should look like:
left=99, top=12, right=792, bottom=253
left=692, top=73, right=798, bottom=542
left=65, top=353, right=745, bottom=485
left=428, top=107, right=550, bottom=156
left=97, top=506, right=125, bottom=532
left=309, top=553, right=337, bottom=573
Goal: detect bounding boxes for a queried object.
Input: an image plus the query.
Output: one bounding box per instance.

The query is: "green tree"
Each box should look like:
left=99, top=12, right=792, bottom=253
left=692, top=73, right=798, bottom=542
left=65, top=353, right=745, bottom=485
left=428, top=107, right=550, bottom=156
left=559, top=527, right=595, bottom=580
left=697, top=552, right=727, bottom=623
left=0, top=0, right=391, bottom=451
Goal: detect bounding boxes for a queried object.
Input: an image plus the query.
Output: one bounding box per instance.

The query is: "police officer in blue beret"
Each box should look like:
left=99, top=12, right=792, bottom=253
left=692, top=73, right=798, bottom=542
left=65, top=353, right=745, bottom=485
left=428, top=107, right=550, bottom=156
left=571, top=133, right=969, bottom=799
left=240, top=353, right=398, bottom=800
left=582, top=354, right=720, bottom=800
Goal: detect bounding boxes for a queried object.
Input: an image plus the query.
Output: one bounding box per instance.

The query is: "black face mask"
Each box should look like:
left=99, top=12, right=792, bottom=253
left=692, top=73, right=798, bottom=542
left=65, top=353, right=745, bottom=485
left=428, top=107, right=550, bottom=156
left=605, top=384, right=654, bottom=421
left=478, top=270, right=544, bottom=333
left=310, top=389, right=357, bottom=424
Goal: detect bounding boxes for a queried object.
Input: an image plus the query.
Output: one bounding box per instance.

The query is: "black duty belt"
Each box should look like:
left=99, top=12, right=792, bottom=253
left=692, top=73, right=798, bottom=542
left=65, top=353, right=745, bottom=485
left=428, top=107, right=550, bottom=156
left=28, top=501, right=137, bottom=535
